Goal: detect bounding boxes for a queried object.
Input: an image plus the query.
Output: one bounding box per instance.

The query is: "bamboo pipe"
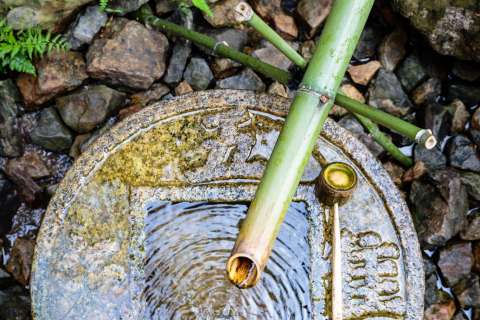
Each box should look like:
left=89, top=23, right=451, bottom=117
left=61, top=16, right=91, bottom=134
left=315, top=162, right=358, bottom=320
left=226, top=0, right=375, bottom=288
left=136, top=5, right=436, bottom=150
left=234, top=2, right=416, bottom=166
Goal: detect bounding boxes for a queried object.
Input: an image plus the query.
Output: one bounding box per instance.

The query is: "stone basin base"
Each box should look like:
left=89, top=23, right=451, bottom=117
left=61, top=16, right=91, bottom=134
left=31, top=90, right=424, bottom=319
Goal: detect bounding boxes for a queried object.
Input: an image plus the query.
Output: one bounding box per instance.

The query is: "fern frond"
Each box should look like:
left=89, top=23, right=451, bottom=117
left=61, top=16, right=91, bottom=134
left=99, top=0, right=109, bottom=11
left=8, top=54, right=36, bottom=75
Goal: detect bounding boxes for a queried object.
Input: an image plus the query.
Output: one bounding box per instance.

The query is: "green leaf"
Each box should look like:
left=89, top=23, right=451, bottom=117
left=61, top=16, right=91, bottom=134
left=192, top=0, right=213, bottom=17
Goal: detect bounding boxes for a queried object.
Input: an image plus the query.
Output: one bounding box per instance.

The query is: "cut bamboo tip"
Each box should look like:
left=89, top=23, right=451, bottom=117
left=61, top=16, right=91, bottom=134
left=234, top=2, right=253, bottom=22
left=316, top=162, right=357, bottom=206
left=227, top=253, right=260, bottom=289
left=415, top=129, right=437, bottom=150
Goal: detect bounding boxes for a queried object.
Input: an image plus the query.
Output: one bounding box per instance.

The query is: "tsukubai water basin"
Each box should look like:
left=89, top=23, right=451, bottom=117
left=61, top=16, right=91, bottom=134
left=31, top=90, right=424, bottom=319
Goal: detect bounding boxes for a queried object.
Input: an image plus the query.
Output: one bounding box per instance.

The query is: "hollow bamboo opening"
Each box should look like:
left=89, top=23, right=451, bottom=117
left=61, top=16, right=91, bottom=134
left=227, top=254, right=260, bottom=289
left=316, top=162, right=357, bottom=206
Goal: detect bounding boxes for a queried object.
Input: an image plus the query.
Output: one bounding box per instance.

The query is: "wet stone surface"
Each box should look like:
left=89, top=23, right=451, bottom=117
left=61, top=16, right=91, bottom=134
left=31, top=91, right=423, bottom=319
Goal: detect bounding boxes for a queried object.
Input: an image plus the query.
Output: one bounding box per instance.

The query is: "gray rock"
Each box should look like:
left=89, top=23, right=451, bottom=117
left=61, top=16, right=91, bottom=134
left=424, top=103, right=452, bottom=143
left=438, top=242, right=473, bottom=287
left=447, top=82, right=480, bottom=107
left=378, top=28, right=407, bottom=71
left=5, top=0, right=93, bottom=30
left=252, top=40, right=299, bottom=71
left=453, top=274, right=480, bottom=308
left=56, top=85, right=126, bottom=133
left=413, top=145, right=446, bottom=170
left=411, top=78, right=442, bottom=105
left=353, top=26, right=384, bottom=61
left=0, top=79, right=22, bottom=157
left=216, top=69, right=266, bottom=92
left=460, top=211, right=480, bottom=240
left=452, top=60, right=480, bottom=82
left=410, top=169, right=468, bottom=247
left=205, top=28, right=248, bottom=53
left=66, top=5, right=108, bottom=50
left=460, top=172, right=480, bottom=201
left=368, top=69, right=413, bottom=116
left=87, top=18, right=169, bottom=90
left=296, top=0, right=331, bottom=36
left=448, top=135, right=480, bottom=172
left=183, top=58, right=214, bottom=91
left=164, top=42, right=192, bottom=85
left=0, top=174, right=21, bottom=235
left=390, top=1, right=480, bottom=62
left=106, top=0, right=149, bottom=14
left=30, top=108, right=73, bottom=152
left=0, top=285, right=31, bottom=320
left=396, top=54, right=427, bottom=92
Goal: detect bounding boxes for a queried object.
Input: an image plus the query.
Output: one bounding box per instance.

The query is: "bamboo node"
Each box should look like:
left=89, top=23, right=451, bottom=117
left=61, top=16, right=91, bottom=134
left=234, top=2, right=254, bottom=22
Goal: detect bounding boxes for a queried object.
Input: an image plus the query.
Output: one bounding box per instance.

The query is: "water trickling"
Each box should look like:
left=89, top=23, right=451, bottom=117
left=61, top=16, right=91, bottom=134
left=142, top=201, right=312, bottom=320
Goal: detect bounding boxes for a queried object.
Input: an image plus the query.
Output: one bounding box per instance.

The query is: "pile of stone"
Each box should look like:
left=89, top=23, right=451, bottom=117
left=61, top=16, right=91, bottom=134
left=0, top=0, right=479, bottom=319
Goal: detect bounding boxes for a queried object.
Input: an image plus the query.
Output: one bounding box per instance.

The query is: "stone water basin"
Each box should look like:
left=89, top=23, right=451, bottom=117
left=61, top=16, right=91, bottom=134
left=31, top=90, right=424, bottom=319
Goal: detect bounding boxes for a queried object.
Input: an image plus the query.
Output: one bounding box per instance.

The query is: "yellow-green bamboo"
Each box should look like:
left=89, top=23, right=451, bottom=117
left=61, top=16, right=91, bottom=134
left=227, top=0, right=375, bottom=288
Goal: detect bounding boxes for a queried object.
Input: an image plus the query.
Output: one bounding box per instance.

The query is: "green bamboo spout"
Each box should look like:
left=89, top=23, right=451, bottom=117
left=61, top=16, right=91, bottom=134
left=227, top=0, right=375, bottom=288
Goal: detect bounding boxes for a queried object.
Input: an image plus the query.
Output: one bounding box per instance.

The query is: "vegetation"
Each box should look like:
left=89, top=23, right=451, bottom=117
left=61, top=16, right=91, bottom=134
left=0, top=20, right=68, bottom=75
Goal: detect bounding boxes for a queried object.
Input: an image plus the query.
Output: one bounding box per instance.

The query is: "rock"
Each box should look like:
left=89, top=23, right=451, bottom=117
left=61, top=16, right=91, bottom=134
left=16, top=50, right=88, bottom=109
left=156, top=0, right=175, bottom=14
left=129, top=83, right=170, bottom=107
left=424, top=103, right=452, bottom=143
left=105, top=0, right=149, bottom=14
left=348, top=61, right=381, bottom=86
left=30, top=108, right=73, bottom=152
left=448, top=135, right=480, bottom=172
left=460, top=211, right=480, bottom=240
left=69, top=134, right=91, bottom=159
left=474, top=242, right=480, bottom=273
left=411, top=78, right=442, bottom=105
left=296, top=0, right=332, bottom=36
left=0, top=285, right=31, bottom=320
left=204, top=28, right=248, bottom=53
left=0, top=79, right=22, bottom=157
left=164, top=42, right=192, bottom=85
left=211, top=58, right=241, bottom=79
left=202, top=0, right=241, bottom=27
left=396, top=54, right=427, bottom=92
left=183, top=58, right=214, bottom=91
left=460, top=172, right=480, bottom=201
left=56, top=85, right=126, bottom=133
left=216, top=69, right=266, bottom=92
left=424, top=270, right=454, bottom=311
left=65, top=5, right=108, bottom=50
left=473, top=108, right=480, bottom=130
left=378, top=28, right=407, bottom=71
left=86, top=18, right=169, bottom=90
left=453, top=60, right=480, bottom=82
left=413, top=145, right=446, bottom=170
left=402, top=161, right=426, bottom=183
left=5, top=238, right=35, bottom=286
left=353, top=26, right=384, bottom=61
left=449, top=99, right=469, bottom=133
left=438, top=242, right=473, bottom=287
left=0, top=175, right=21, bottom=236
left=424, top=301, right=456, bottom=320
left=338, top=115, right=384, bottom=156
left=300, top=40, right=316, bottom=61
left=252, top=40, right=299, bottom=71
left=390, top=1, right=480, bottom=62
left=175, top=81, right=193, bottom=96
left=410, top=169, right=468, bottom=247
left=383, top=161, right=405, bottom=187
left=368, top=69, right=413, bottom=116
left=268, top=81, right=289, bottom=98
left=5, top=0, right=93, bottom=31
left=272, top=13, right=298, bottom=40
left=447, top=83, right=480, bottom=107
left=6, top=151, right=50, bottom=180
left=454, top=274, right=480, bottom=308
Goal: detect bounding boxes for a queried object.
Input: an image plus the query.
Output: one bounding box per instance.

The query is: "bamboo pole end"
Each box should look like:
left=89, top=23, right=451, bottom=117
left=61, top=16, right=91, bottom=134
left=226, top=253, right=260, bottom=289
left=315, top=162, right=357, bottom=206
left=415, top=129, right=437, bottom=150
left=234, top=2, right=254, bottom=23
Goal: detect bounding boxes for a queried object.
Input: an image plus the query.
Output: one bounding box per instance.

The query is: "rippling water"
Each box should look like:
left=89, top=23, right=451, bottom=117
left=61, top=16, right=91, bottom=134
left=142, top=201, right=311, bottom=320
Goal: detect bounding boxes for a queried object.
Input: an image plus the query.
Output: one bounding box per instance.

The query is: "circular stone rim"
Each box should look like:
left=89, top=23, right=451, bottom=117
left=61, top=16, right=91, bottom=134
left=30, top=90, right=424, bottom=319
